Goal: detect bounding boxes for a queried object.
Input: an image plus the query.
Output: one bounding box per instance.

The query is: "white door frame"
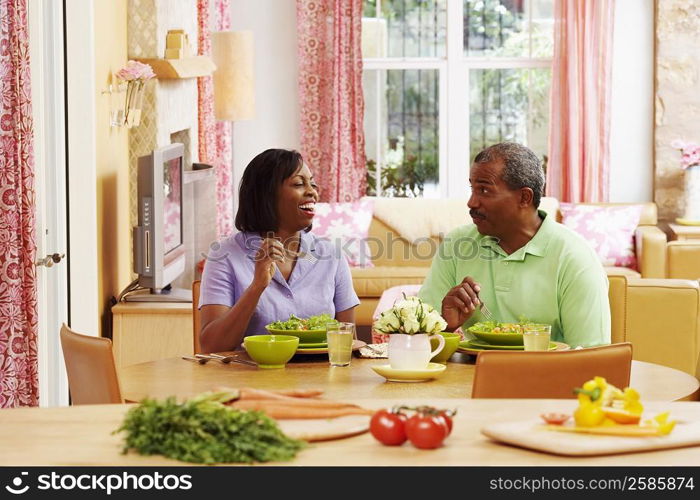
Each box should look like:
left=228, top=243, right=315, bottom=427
left=65, top=0, right=99, bottom=336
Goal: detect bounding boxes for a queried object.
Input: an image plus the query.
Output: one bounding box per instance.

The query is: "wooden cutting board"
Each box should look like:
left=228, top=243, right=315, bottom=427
left=278, top=415, right=370, bottom=442
left=481, top=420, right=700, bottom=456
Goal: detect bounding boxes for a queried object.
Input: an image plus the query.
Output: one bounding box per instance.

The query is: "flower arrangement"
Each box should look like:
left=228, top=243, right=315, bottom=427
left=671, top=140, right=700, bottom=170
left=115, top=60, right=155, bottom=127
left=373, top=295, right=447, bottom=335
left=115, top=60, right=156, bottom=81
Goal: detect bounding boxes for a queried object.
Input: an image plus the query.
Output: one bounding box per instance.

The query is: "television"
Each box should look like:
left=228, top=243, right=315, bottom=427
left=128, top=143, right=191, bottom=302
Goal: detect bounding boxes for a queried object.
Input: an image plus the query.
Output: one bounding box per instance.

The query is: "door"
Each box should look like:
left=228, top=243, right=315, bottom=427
left=28, top=0, right=69, bottom=407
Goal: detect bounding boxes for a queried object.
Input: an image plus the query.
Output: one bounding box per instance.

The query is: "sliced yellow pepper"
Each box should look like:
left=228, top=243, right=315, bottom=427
left=621, top=387, right=644, bottom=415
left=574, top=401, right=606, bottom=427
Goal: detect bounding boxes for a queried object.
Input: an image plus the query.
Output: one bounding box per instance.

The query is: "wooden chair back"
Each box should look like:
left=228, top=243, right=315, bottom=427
left=471, top=342, right=633, bottom=399
left=60, top=323, right=122, bottom=404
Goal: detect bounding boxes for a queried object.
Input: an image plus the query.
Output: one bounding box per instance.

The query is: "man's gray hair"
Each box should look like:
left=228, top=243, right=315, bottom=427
left=473, top=142, right=545, bottom=208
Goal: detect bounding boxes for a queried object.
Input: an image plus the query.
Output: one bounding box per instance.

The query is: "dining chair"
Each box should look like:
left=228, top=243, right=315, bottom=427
left=59, top=323, right=123, bottom=404
left=192, top=280, right=202, bottom=354
left=471, top=342, right=633, bottom=399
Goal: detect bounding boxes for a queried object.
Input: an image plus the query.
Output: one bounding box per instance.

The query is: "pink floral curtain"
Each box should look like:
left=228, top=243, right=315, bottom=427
left=296, top=0, right=367, bottom=202
left=0, top=0, right=39, bottom=407
left=197, top=0, right=233, bottom=238
left=547, top=0, right=615, bottom=203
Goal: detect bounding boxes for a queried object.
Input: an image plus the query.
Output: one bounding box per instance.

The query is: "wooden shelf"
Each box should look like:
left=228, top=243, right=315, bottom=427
left=136, top=55, right=216, bottom=79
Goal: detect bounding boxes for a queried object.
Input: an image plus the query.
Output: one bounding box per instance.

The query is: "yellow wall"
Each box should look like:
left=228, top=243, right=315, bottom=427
left=94, top=0, right=131, bottom=336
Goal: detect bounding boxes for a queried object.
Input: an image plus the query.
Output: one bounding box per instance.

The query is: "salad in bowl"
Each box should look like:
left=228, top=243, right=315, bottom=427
left=265, top=313, right=339, bottom=343
left=467, top=321, right=529, bottom=346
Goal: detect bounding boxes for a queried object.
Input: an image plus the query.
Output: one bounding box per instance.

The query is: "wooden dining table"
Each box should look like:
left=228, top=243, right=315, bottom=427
left=119, top=352, right=700, bottom=403
left=2, top=398, right=700, bottom=466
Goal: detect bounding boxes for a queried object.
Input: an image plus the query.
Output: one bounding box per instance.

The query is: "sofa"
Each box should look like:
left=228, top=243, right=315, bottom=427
left=608, top=274, right=700, bottom=379
left=352, top=197, right=667, bottom=327
left=667, top=240, right=700, bottom=281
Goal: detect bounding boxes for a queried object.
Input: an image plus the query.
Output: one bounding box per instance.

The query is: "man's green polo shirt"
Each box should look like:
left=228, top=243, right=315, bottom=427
left=418, top=211, right=611, bottom=347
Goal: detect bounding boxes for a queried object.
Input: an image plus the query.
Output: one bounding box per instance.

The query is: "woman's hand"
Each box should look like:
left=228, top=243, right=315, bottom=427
left=441, top=276, right=482, bottom=331
left=252, top=238, right=285, bottom=289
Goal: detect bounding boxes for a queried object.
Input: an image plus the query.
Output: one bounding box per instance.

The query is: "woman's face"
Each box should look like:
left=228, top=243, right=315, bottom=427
left=276, top=163, right=319, bottom=233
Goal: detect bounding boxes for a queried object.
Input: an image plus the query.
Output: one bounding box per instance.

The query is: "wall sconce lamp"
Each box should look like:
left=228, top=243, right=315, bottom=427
left=211, top=31, right=255, bottom=121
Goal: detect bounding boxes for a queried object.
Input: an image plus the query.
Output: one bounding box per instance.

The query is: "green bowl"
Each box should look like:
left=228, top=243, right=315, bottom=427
left=467, top=325, right=523, bottom=346
left=430, top=332, right=461, bottom=363
left=264, top=326, right=327, bottom=344
left=243, top=335, right=299, bottom=368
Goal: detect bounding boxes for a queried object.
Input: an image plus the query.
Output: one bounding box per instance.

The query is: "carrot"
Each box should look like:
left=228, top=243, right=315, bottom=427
left=230, top=401, right=373, bottom=419
left=274, top=389, right=324, bottom=398
left=212, top=386, right=325, bottom=401
left=238, top=388, right=321, bottom=402
left=230, top=397, right=362, bottom=410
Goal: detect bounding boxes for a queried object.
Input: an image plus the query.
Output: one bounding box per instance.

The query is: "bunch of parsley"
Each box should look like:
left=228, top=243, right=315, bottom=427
left=114, top=392, right=305, bottom=464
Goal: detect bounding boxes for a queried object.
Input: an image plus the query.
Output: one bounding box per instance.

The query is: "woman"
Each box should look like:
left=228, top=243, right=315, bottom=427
left=198, top=149, right=359, bottom=352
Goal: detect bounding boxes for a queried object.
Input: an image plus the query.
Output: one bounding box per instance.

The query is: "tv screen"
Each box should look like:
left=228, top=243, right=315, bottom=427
left=133, top=142, right=187, bottom=293
left=163, top=156, right=182, bottom=255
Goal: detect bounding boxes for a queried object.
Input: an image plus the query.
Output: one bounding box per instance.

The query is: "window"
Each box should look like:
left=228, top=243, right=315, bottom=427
left=362, top=0, right=553, bottom=198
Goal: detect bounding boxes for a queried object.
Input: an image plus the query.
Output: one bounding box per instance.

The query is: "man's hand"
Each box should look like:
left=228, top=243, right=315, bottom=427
left=441, top=276, right=482, bottom=331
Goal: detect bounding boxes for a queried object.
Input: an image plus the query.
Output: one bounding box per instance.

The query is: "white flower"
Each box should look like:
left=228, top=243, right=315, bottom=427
left=424, top=310, right=447, bottom=334
left=372, top=295, right=447, bottom=336
left=394, top=296, right=420, bottom=310
left=375, top=310, right=400, bottom=333
left=400, top=309, right=420, bottom=334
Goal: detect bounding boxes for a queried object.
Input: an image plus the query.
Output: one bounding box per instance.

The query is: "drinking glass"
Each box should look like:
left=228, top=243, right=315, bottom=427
left=523, top=324, right=552, bottom=351
left=327, top=322, right=355, bottom=367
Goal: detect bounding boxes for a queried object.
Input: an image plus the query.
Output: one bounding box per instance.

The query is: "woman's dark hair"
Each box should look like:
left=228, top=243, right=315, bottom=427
left=235, top=148, right=304, bottom=233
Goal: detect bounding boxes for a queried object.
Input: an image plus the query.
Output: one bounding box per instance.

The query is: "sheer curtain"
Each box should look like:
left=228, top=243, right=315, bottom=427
left=547, top=0, right=616, bottom=202
left=0, top=0, right=39, bottom=407
left=197, top=0, right=234, bottom=238
left=297, top=0, right=366, bottom=202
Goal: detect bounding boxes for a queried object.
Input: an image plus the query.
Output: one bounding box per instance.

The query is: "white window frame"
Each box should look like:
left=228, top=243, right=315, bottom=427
left=363, top=0, right=553, bottom=199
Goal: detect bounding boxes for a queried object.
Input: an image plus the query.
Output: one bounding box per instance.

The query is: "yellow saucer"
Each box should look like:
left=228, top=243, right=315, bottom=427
left=371, top=362, right=446, bottom=383
left=675, top=218, right=700, bottom=226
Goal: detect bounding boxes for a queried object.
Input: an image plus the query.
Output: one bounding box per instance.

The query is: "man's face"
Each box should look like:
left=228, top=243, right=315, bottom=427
left=467, top=159, right=522, bottom=238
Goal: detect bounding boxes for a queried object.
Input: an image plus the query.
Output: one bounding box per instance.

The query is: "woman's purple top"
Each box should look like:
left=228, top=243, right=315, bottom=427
left=199, top=231, right=360, bottom=338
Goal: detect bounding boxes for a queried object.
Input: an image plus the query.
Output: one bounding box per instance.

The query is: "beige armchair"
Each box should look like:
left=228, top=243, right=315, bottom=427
left=667, top=241, right=700, bottom=281
left=608, top=274, right=700, bottom=378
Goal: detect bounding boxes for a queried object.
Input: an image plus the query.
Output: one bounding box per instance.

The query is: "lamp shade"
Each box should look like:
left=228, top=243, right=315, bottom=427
left=211, top=31, right=255, bottom=121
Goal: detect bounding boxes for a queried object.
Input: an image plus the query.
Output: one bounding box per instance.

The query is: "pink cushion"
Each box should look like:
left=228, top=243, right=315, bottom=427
left=559, top=204, right=644, bottom=269
left=311, top=199, right=374, bottom=267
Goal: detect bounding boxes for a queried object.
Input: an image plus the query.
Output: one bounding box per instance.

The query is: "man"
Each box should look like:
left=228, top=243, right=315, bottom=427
left=418, top=142, right=610, bottom=347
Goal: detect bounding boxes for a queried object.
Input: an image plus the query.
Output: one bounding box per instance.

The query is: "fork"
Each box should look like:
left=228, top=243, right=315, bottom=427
left=182, top=355, right=208, bottom=364
left=479, top=300, right=495, bottom=321
left=197, top=353, right=257, bottom=367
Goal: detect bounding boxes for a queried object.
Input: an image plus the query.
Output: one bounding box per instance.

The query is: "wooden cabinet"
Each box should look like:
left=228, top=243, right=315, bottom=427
left=111, top=302, right=193, bottom=368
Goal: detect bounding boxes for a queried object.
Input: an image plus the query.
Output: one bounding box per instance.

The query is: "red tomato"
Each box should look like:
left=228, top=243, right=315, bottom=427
left=370, top=410, right=407, bottom=446
left=436, top=411, right=454, bottom=436
left=405, top=413, right=448, bottom=449
left=540, top=413, right=570, bottom=425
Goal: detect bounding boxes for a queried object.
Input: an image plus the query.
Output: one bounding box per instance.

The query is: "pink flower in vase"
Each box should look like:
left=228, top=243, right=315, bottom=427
left=672, top=139, right=700, bottom=170
left=115, top=61, right=154, bottom=127
left=116, top=60, right=155, bottom=81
